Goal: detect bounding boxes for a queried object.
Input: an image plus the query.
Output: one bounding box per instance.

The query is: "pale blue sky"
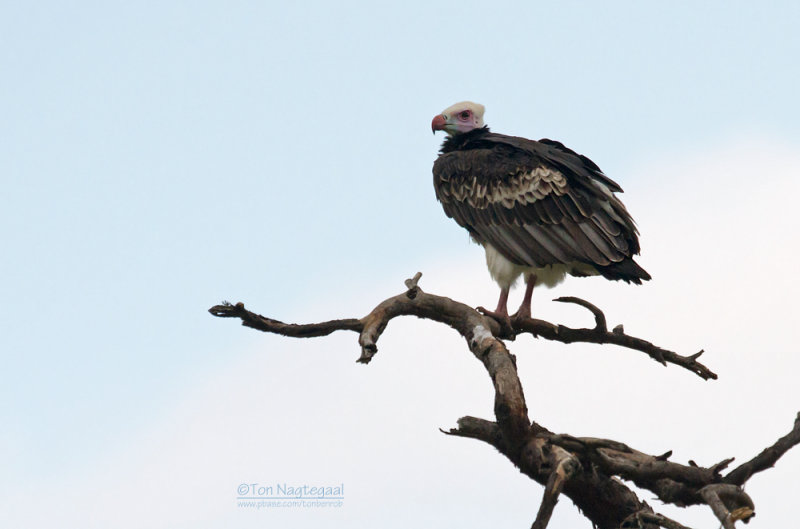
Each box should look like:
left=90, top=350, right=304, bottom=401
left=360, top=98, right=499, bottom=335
left=2, top=2, right=799, bottom=527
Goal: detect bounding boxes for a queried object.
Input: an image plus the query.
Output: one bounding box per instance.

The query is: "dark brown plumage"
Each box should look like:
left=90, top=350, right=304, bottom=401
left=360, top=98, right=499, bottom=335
left=434, top=126, right=650, bottom=284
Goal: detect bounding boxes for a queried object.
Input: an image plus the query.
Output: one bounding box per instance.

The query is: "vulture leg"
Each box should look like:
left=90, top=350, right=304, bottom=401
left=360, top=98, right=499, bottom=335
left=511, top=274, right=536, bottom=321
left=477, top=287, right=514, bottom=335
left=494, top=286, right=510, bottom=317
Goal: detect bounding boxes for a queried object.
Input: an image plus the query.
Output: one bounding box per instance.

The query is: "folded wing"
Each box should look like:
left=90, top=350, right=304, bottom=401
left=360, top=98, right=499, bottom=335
left=433, top=133, right=650, bottom=283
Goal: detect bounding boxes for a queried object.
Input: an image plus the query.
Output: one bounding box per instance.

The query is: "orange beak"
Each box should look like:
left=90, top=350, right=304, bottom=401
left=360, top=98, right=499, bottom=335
left=431, top=114, right=447, bottom=134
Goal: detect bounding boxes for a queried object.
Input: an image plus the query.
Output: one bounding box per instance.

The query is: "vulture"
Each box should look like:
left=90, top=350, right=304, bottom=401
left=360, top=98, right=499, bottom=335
left=431, top=101, right=650, bottom=325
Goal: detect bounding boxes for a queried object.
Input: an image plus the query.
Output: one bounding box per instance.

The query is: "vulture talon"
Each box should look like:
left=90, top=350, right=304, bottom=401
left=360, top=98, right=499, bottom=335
left=510, top=308, right=531, bottom=324
left=476, top=306, right=515, bottom=339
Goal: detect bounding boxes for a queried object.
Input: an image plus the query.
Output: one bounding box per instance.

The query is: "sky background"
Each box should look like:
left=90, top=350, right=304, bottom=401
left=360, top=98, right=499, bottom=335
left=2, top=1, right=799, bottom=527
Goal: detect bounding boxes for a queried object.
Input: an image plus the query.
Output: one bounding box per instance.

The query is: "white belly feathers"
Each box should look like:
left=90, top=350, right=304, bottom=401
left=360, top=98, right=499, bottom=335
left=483, top=243, right=597, bottom=289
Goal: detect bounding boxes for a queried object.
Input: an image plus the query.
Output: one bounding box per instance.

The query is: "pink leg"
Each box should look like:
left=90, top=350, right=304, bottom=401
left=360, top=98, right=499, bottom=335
left=512, top=274, right=536, bottom=321
left=494, top=286, right=510, bottom=317
left=477, top=286, right=513, bottom=332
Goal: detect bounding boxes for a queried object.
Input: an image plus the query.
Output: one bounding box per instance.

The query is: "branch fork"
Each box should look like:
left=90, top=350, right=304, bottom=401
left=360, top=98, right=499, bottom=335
left=210, top=272, right=798, bottom=528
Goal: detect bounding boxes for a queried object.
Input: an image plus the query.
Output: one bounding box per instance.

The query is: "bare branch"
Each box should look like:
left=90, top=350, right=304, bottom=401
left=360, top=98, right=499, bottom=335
left=208, top=301, right=363, bottom=337
left=553, top=296, right=607, bottom=332
left=699, top=484, right=755, bottom=529
left=710, top=457, right=735, bottom=476
left=448, top=421, right=656, bottom=528
left=210, top=278, right=716, bottom=379
left=515, top=299, right=716, bottom=380
left=546, top=434, right=737, bottom=507
left=699, top=486, right=735, bottom=529
left=443, top=416, right=504, bottom=451
left=725, top=411, right=800, bottom=485
left=655, top=450, right=673, bottom=461
left=531, top=453, right=579, bottom=529
left=404, top=271, right=423, bottom=297
left=632, top=511, right=697, bottom=529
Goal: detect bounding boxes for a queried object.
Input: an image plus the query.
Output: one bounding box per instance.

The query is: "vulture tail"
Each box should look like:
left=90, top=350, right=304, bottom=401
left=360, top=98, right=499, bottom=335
left=597, top=259, right=652, bottom=284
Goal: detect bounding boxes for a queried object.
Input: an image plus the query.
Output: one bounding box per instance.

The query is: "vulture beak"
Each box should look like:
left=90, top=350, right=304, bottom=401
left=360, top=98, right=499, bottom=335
left=431, top=114, right=447, bottom=134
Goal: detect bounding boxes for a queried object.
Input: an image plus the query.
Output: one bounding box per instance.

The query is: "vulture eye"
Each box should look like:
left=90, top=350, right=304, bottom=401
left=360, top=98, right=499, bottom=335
left=459, top=110, right=471, bottom=120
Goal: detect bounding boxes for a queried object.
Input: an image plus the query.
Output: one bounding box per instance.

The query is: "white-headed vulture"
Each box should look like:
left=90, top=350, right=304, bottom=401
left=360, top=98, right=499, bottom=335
left=432, top=101, right=650, bottom=325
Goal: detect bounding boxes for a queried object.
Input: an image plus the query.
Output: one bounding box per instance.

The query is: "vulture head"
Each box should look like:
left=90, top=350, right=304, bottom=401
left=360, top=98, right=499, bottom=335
left=431, top=101, right=485, bottom=136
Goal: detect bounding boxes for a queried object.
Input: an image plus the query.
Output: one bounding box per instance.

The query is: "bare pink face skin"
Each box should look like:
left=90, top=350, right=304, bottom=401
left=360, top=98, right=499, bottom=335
left=431, top=101, right=486, bottom=136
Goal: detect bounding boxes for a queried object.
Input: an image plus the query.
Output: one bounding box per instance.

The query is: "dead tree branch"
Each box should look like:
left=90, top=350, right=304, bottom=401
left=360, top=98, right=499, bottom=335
left=515, top=301, right=714, bottom=380
left=627, top=511, right=697, bottom=529
left=724, top=411, right=800, bottom=485
left=209, top=273, right=715, bottom=378
left=209, top=272, right=798, bottom=528
left=531, top=452, right=579, bottom=529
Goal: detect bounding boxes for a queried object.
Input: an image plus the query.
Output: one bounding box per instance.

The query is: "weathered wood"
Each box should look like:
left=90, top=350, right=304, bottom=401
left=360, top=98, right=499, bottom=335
left=210, top=273, right=799, bottom=528
left=209, top=273, right=716, bottom=378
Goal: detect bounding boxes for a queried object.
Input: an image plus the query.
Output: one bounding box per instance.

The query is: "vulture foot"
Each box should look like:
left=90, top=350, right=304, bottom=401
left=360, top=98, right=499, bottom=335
left=476, top=306, right=516, bottom=339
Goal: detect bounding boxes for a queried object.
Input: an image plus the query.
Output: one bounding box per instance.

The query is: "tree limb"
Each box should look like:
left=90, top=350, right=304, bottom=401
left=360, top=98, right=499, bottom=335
left=630, top=511, right=697, bottom=529
left=724, top=411, right=800, bottom=485
left=545, top=433, right=752, bottom=509
left=515, top=299, right=715, bottom=380
left=531, top=452, right=579, bottom=529
left=209, top=273, right=716, bottom=379
left=210, top=272, right=798, bottom=528
left=208, top=301, right=363, bottom=337
left=442, top=416, right=505, bottom=451
left=553, top=296, right=607, bottom=332
left=699, top=483, right=755, bottom=529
